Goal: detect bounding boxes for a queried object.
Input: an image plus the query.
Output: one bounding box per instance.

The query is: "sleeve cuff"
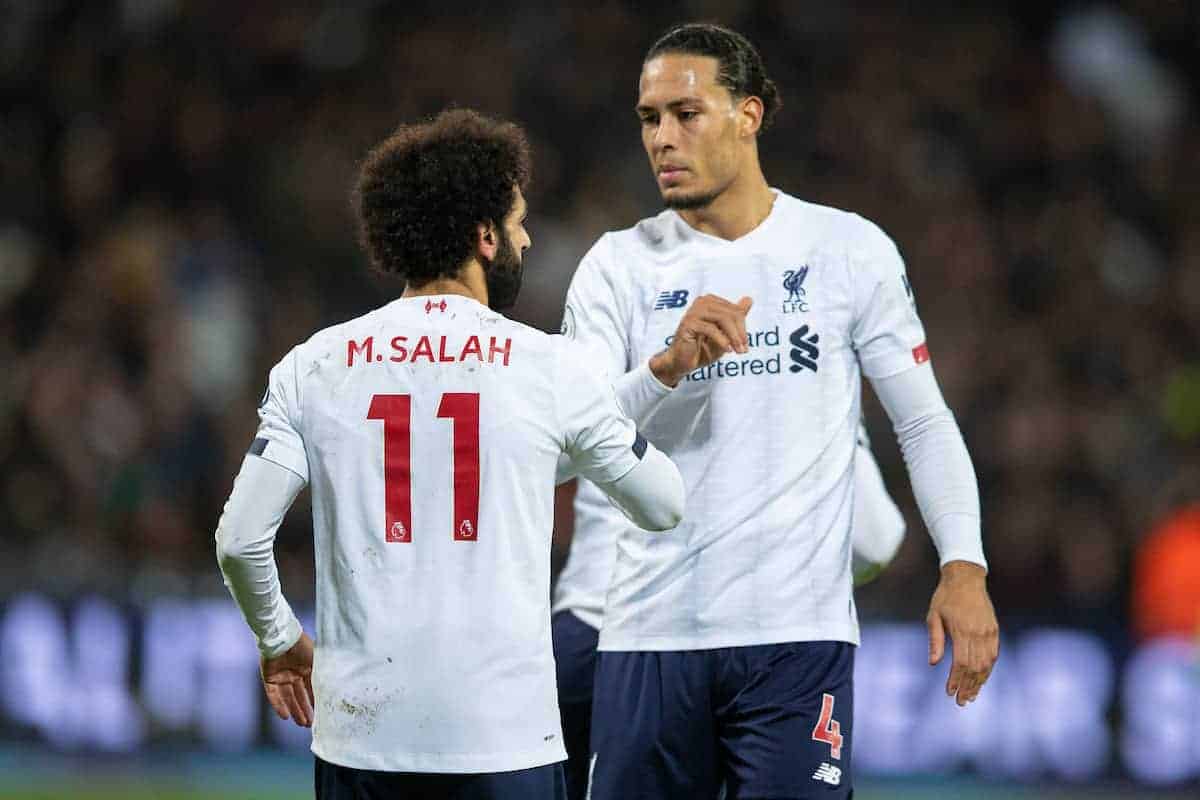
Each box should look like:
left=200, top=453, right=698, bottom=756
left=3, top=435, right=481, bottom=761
left=929, top=513, right=988, bottom=572
left=614, top=360, right=674, bottom=423
left=640, top=360, right=675, bottom=395
left=258, top=610, right=303, bottom=659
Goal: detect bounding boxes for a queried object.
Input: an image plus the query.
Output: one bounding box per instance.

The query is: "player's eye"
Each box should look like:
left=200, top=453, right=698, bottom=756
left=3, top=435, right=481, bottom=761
left=639, top=114, right=658, bottom=126
left=678, top=110, right=699, bottom=122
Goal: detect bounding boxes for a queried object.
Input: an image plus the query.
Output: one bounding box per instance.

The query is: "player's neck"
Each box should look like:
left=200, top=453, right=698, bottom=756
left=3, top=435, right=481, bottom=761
left=402, top=263, right=488, bottom=305
left=677, top=169, right=774, bottom=242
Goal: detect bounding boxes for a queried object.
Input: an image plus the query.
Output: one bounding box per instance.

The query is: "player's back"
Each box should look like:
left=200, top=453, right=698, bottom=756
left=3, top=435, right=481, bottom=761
left=283, top=295, right=582, bottom=772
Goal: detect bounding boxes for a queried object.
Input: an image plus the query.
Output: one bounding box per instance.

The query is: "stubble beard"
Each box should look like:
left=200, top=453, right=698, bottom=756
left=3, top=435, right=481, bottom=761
left=663, top=187, right=722, bottom=210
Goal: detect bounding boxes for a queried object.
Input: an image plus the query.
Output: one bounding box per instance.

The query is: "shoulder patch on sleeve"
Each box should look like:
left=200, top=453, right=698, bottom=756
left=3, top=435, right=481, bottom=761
left=248, top=437, right=269, bottom=456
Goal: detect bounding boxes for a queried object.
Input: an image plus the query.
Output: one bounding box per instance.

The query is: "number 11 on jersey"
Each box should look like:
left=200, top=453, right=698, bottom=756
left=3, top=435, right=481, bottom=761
left=367, top=393, right=480, bottom=543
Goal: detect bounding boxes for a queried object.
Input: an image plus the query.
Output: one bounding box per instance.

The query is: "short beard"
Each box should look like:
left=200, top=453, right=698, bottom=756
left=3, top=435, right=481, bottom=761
left=481, top=226, right=523, bottom=310
left=663, top=187, right=721, bottom=210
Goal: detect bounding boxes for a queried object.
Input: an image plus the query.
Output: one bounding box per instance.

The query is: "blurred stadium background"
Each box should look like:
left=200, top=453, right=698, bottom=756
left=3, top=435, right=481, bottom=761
left=1, top=1, right=1199, bottom=798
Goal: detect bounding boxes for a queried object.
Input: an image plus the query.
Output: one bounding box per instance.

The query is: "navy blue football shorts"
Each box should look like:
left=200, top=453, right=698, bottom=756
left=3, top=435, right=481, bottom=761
left=315, top=755, right=566, bottom=800
left=551, top=611, right=601, bottom=800
left=588, top=641, right=855, bottom=800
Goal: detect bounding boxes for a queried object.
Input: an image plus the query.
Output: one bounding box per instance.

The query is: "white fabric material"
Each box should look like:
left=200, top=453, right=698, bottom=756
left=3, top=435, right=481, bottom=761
left=553, top=190, right=980, bottom=651
left=850, top=424, right=907, bottom=584
left=555, top=436, right=908, bottom=627
left=597, top=441, right=684, bottom=532
left=613, top=360, right=674, bottom=425
left=215, top=455, right=307, bottom=658
left=870, top=364, right=986, bottom=569
left=219, top=295, right=663, bottom=774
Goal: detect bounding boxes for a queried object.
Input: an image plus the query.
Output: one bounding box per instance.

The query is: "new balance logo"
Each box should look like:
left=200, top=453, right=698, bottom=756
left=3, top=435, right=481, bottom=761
left=789, top=325, right=820, bottom=373
left=654, top=290, right=689, bottom=310
left=812, top=762, right=842, bottom=786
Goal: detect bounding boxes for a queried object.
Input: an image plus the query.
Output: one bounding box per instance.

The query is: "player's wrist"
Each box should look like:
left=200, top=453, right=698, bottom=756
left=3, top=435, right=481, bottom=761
left=649, top=349, right=684, bottom=388
left=938, top=560, right=987, bottom=584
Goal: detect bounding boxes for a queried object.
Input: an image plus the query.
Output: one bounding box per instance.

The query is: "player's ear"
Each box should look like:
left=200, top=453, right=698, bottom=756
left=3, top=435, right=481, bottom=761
left=476, top=220, right=498, bottom=261
left=738, top=95, right=763, bottom=138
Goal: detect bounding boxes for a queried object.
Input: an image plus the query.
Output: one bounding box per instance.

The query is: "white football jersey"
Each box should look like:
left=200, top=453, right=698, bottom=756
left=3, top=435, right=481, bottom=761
left=253, top=295, right=643, bottom=772
left=553, top=421, right=902, bottom=629
left=562, top=190, right=928, bottom=652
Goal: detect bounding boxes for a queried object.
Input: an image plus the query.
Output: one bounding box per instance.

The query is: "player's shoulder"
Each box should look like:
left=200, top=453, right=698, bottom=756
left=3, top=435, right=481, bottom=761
left=586, top=207, right=680, bottom=266
left=774, top=192, right=903, bottom=277
left=774, top=191, right=894, bottom=246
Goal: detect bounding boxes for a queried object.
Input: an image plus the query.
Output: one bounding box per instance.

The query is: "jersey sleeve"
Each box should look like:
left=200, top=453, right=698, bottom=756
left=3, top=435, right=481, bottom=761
left=252, top=348, right=309, bottom=482
left=555, top=340, right=643, bottom=486
left=561, top=235, right=631, bottom=382
left=849, top=218, right=929, bottom=379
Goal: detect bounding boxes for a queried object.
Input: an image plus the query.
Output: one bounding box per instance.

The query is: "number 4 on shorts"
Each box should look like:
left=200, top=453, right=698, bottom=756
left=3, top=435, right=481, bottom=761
left=811, top=693, right=843, bottom=760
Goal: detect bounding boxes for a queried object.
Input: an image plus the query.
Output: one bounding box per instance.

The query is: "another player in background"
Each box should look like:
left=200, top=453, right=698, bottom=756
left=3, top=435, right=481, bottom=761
left=214, top=109, right=685, bottom=800
left=551, top=420, right=905, bottom=799
left=561, top=24, right=999, bottom=799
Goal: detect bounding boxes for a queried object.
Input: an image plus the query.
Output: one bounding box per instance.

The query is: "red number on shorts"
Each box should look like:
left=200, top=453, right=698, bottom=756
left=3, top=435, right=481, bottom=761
left=368, top=393, right=481, bottom=543
left=811, top=693, right=844, bottom=760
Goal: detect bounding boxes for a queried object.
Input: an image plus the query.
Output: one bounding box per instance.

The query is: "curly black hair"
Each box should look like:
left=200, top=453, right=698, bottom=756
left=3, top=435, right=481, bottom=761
left=645, top=23, right=782, bottom=133
left=355, top=108, right=532, bottom=285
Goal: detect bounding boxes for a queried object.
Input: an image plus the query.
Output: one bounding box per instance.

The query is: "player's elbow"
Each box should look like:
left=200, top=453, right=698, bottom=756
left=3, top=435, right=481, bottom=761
left=215, top=523, right=246, bottom=569
left=214, top=508, right=262, bottom=569
left=601, top=446, right=686, bottom=532
left=635, top=470, right=685, bottom=532
left=630, top=453, right=685, bottom=532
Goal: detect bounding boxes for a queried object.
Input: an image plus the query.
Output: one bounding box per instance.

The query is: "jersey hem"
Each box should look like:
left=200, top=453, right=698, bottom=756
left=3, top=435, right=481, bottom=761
left=310, top=739, right=568, bottom=774
left=550, top=603, right=602, bottom=630
left=597, top=622, right=861, bottom=652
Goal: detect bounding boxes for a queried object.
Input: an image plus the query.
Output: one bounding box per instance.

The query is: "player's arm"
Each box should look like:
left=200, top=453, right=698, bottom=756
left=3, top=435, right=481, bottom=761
left=563, top=237, right=750, bottom=425
left=851, top=219, right=997, bottom=707
left=215, top=454, right=306, bottom=659
left=556, top=341, right=684, bottom=531
left=214, top=350, right=315, bottom=727
left=851, top=422, right=907, bottom=586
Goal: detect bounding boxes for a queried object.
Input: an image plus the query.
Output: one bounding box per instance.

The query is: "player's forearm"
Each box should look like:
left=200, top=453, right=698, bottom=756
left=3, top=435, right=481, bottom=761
left=614, top=359, right=675, bottom=424
left=871, top=365, right=986, bottom=570
left=215, top=455, right=306, bottom=658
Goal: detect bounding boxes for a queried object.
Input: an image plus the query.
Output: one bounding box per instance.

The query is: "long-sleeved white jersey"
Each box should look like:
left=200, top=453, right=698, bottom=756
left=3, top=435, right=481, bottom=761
left=215, top=294, right=683, bottom=773
left=554, top=420, right=907, bottom=630
left=557, top=190, right=985, bottom=653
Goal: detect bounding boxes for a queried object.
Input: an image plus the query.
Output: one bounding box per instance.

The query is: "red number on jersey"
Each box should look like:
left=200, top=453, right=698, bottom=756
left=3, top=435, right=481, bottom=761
left=367, top=394, right=412, bottom=542
left=437, top=393, right=480, bottom=540
left=368, top=393, right=481, bottom=543
left=811, top=692, right=844, bottom=760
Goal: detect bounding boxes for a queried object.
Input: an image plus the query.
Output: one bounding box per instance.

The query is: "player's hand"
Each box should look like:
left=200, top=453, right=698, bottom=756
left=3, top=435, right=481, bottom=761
left=926, top=561, right=999, bottom=707
left=650, top=294, right=753, bottom=386
left=262, top=632, right=315, bottom=727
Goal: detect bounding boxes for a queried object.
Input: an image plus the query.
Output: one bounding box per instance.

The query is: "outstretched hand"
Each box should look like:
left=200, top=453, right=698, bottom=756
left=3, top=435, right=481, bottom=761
left=926, top=561, right=999, bottom=707
left=262, top=632, right=315, bottom=727
left=650, top=294, right=753, bottom=387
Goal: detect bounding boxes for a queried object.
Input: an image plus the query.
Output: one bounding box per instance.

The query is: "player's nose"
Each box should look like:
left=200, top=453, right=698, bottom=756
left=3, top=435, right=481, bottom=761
left=653, top=116, right=679, bottom=150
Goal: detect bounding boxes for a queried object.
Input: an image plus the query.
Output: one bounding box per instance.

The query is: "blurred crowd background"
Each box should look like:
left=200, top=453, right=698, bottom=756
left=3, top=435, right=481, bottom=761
left=1, top=0, right=1198, bottom=642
